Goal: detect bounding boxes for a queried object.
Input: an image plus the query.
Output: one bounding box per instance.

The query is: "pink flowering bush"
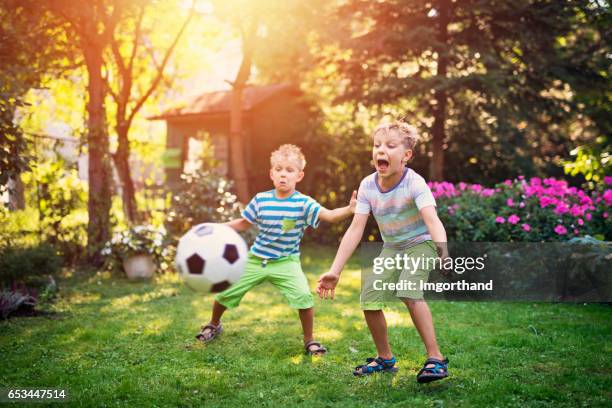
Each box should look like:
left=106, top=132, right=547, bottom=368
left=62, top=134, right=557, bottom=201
left=430, top=177, right=611, bottom=242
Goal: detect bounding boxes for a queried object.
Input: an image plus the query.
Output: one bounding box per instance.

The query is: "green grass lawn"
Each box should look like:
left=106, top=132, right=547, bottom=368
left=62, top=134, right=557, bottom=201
left=1, top=244, right=611, bottom=407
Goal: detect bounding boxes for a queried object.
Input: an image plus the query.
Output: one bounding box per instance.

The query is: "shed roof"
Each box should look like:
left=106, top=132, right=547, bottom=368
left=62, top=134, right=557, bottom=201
left=149, top=83, right=297, bottom=120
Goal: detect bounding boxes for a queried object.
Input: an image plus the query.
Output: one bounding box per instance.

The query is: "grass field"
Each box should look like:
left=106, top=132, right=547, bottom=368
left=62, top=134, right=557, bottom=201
left=1, top=245, right=611, bottom=407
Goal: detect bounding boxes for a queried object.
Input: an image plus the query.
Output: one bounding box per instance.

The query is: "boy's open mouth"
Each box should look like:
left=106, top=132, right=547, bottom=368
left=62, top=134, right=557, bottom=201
left=377, top=159, right=389, bottom=171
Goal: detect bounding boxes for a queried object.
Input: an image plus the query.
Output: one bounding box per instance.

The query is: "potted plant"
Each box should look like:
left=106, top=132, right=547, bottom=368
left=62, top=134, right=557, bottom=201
left=101, top=225, right=169, bottom=280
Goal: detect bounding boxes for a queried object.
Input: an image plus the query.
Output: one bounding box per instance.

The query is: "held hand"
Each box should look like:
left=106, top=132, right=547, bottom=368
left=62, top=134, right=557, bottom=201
left=348, top=190, right=357, bottom=214
left=316, top=272, right=339, bottom=300
left=436, top=242, right=449, bottom=261
left=436, top=242, right=451, bottom=278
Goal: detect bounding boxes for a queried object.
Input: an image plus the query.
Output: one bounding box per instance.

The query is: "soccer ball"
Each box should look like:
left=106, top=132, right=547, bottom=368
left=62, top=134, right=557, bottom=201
left=175, top=223, right=248, bottom=292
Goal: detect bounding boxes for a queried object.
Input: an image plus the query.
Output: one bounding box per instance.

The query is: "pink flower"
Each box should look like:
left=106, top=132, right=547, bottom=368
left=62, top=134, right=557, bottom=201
left=522, top=223, right=531, bottom=232
left=518, top=175, right=525, bottom=180
left=570, top=205, right=583, bottom=217
left=603, top=190, right=612, bottom=206
left=604, top=212, right=609, bottom=219
left=586, top=213, right=592, bottom=221
left=519, top=202, right=525, bottom=208
left=506, top=198, right=515, bottom=207
left=508, top=214, right=520, bottom=224
left=574, top=228, right=579, bottom=235
left=554, top=203, right=569, bottom=215
left=605, top=176, right=612, bottom=185
left=504, top=179, right=512, bottom=186
left=495, top=216, right=505, bottom=224
left=554, top=225, right=567, bottom=235
left=539, top=196, right=557, bottom=208
left=481, top=188, right=495, bottom=197
left=577, top=218, right=584, bottom=226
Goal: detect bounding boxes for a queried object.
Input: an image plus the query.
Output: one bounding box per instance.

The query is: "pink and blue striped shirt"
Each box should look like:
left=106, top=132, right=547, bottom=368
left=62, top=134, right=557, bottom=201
left=355, top=168, right=436, bottom=248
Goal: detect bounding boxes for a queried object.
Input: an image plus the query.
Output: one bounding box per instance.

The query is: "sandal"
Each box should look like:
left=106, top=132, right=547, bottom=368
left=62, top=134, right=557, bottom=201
left=195, top=323, right=223, bottom=343
left=416, top=357, right=449, bottom=383
left=353, top=356, right=398, bottom=376
left=304, top=340, right=327, bottom=356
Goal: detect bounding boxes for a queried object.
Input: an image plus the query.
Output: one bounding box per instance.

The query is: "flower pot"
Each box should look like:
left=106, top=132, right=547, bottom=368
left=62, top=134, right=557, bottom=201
left=123, top=254, right=156, bottom=280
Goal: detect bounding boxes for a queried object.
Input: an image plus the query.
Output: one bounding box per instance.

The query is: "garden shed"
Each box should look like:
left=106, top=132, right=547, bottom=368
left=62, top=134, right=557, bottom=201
left=150, top=83, right=310, bottom=196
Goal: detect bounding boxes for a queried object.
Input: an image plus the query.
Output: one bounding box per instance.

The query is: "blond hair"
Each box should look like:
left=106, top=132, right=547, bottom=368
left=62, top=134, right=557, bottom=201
left=270, top=144, right=306, bottom=170
left=372, top=120, right=419, bottom=150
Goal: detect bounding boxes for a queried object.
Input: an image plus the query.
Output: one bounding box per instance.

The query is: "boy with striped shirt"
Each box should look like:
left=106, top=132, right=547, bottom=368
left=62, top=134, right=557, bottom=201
left=196, top=144, right=356, bottom=355
left=317, top=121, right=450, bottom=382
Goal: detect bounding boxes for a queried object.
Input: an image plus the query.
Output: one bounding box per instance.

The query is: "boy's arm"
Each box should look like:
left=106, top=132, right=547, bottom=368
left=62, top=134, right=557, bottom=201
left=224, top=218, right=253, bottom=233
left=420, top=206, right=448, bottom=259
left=317, top=190, right=357, bottom=224
left=316, top=212, right=369, bottom=299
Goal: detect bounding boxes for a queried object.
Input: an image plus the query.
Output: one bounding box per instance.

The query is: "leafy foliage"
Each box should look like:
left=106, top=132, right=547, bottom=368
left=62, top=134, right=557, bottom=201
left=0, top=1, right=69, bottom=190
left=563, top=136, right=611, bottom=182
left=22, top=158, right=88, bottom=263
left=0, top=244, right=62, bottom=286
left=314, top=0, right=610, bottom=182
left=166, top=170, right=244, bottom=238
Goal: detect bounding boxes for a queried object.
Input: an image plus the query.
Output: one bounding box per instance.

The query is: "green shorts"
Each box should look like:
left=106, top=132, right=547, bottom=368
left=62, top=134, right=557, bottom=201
left=361, top=240, right=437, bottom=310
left=215, top=253, right=314, bottom=310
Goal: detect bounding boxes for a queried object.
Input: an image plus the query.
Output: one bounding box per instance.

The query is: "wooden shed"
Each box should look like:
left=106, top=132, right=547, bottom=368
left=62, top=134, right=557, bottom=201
left=150, top=83, right=311, bottom=196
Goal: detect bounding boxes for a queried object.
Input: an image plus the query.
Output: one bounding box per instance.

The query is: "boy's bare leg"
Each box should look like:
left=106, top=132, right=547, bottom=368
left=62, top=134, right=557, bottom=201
left=364, top=310, right=393, bottom=360
left=298, top=307, right=315, bottom=343
left=299, top=307, right=326, bottom=354
left=210, top=300, right=227, bottom=326
left=196, top=300, right=227, bottom=341
left=403, top=299, right=444, bottom=359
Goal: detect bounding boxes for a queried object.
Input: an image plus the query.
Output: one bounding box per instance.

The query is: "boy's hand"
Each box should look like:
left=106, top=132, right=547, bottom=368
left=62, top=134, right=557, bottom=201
left=436, top=242, right=449, bottom=261
left=436, top=243, right=452, bottom=278
left=316, top=272, right=339, bottom=300
left=349, top=190, right=357, bottom=213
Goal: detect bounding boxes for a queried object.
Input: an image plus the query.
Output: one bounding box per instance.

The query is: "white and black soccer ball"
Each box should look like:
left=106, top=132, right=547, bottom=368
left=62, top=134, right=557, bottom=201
left=175, top=223, right=247, bottom=292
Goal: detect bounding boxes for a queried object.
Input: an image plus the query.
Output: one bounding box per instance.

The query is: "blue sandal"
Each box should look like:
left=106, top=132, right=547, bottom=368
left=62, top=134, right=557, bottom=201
left=353, top=356, right=398, bottom=376
left=417, top=357, right=449, bottom=383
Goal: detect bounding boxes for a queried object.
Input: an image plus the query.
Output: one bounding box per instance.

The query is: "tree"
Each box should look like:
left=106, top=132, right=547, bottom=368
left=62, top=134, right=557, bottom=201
left=324, top=0, right=608, bottom=181
left=0, top=1, right=67, bottom=207
left=104, top=2, right=194, bottom=223
left=210, top=0, right=327, bottom=202
left=45, top=0, right=121, bottom=265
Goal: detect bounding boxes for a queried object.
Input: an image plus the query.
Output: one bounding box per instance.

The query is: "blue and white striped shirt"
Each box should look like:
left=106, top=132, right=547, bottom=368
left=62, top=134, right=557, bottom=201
left=242, top=190, right=322, bottom=259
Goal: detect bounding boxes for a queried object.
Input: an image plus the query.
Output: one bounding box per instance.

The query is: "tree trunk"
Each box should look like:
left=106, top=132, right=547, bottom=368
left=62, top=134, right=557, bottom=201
left=229, top=19, right=258, bottom=203
left=84, top=45, right=113, bottom=266
left=7, top=175, right=25, bottom=211
left=429, top=0, right=449, bottom=181
left=229, top=84, right=250, bottom=202
left=113, top=124, right=139, bottom=223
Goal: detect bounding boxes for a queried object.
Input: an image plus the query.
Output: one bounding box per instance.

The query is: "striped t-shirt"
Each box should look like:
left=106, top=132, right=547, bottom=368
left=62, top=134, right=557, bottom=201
left=355, top=168, right=436, bottom=248
left=241, top=190, right=322, bottom=259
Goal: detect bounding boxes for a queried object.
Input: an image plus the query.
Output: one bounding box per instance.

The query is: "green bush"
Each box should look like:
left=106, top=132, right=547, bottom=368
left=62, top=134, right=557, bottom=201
left=15, top=158, right=88, bottom=263
left=0, top=244, right=62, bottom=286
left=431, top=177, right=611, bottom=242
left=166, top=170, right=255, bottom=243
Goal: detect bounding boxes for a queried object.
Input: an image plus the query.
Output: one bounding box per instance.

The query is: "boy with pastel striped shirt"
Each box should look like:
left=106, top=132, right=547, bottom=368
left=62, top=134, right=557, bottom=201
left=317, top=121, right=450, bottom=382
left=196, top=144, right=356, bottom=355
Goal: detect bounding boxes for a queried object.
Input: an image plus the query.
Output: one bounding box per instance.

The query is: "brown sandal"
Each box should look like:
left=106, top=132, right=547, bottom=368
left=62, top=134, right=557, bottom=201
left=304, top=340, right=327, bottom=355
left=195, top=323, right=223, bottom=343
